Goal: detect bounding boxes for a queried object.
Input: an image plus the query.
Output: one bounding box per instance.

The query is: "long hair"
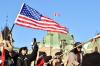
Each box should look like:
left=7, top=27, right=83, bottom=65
left=19, top=47, right=28, bottom=55
left=71, top=42, right=82, bottom=54
left=70, top=48, right=79, bottom=54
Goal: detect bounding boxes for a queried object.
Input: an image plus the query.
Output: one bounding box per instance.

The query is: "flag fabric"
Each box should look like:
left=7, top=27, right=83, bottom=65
left=15, top=3, right=67, bottom=34
left=53, top=13, right=60, bottom=16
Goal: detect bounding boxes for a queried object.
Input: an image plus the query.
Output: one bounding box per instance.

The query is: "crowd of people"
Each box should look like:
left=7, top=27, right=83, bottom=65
left=0, top=38, right=100, bottom=66
left=0, top=38, right=38, bottom=66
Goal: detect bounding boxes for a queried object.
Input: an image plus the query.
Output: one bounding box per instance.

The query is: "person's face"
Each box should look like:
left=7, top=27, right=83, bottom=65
left=21, top=50, right=27, bottom=55
left=77, top=47, right=81, bottom=52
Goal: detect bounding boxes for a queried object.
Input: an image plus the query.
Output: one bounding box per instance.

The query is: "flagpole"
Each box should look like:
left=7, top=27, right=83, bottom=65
left=10, top=3, right=24, bottom=33
left=14, top=3, right=24, bottom=23
left=10, top=24, right=15, bottom=33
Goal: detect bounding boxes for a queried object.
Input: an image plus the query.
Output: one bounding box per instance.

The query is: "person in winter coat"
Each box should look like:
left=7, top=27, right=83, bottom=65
left=6, top=50, right=18, bottom=66
left=66, top=42, right=83, bottom=66
left=17, top=38, right=38, bottom=66
left=0, top=40, right=13, bottom=66
left=52, top=52, right=64, bottom=66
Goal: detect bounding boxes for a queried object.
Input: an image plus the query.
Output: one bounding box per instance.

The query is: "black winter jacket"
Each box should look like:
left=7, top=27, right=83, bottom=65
left=17, top=45, right=38, bottom=66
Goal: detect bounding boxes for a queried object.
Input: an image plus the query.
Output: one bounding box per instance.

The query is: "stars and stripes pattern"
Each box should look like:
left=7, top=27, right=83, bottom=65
left=15, top=3, right=67, bottom=34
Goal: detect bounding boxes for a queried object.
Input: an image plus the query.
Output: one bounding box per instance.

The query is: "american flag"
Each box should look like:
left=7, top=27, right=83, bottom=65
left=15, top=3, right=67, bottom=34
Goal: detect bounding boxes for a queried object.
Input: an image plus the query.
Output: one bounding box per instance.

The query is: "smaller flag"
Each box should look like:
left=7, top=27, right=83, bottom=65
left=53, top=13, right=60, bottom=16
left=15, top=3, right=67, bottom=34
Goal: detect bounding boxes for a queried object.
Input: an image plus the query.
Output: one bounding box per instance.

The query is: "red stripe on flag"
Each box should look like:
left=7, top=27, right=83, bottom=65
left=17, top=19, right=67, bottom=31
left=16, top=23, right=67, bottom=34
left=18, top=15, right=60, bottom=26
left=15, top=15, right=67, bottom=34
left=18, top=15, right=66, bottom=29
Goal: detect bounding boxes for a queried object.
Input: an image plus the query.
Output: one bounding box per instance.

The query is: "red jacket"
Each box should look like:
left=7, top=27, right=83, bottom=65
left=37, top=57, right=45, bottom=66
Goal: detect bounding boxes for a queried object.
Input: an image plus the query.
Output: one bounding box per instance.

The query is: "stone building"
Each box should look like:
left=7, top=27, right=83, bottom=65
left=39, top=32, right=75, bottom=56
